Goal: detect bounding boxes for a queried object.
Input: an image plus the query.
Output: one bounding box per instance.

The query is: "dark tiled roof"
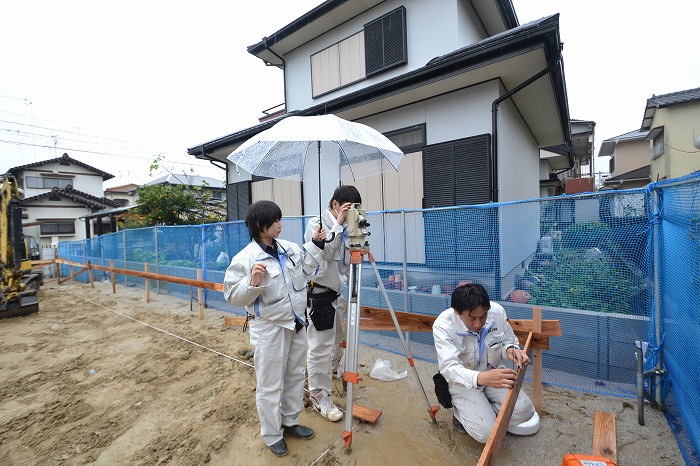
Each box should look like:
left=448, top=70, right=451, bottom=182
left=642, top=87, right=700, bottom=130
left=20, top=186, right=121, bottom=210
left=7, top=153, right=114, bottom=181
left=647, top=87, right=700, bottom=108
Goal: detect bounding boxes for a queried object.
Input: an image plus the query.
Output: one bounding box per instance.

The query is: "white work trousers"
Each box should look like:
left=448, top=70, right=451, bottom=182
left=250, top=318, right=308, bottom=446
left=451, top=383, right=536, bottom=444
left=307, top=292, right=346, bottom=394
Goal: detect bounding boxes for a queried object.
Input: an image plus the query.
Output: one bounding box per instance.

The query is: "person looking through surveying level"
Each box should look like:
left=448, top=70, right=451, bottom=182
left=223, top=200, right=326, bottom=457
left=433, top=283, right=540, bottom=443
left=303, top=185, right=362, bottom=422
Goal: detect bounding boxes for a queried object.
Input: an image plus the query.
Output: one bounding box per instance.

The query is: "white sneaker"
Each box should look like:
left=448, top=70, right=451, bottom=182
left=332, top=363, right=344, bottom=380
left=310, top=390, right=343, bottom=422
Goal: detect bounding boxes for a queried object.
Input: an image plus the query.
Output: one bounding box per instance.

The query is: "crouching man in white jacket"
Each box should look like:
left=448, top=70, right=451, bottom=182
left=224, top=200, right=326, bottom=458
left=432, top=283, right=540, bottom=443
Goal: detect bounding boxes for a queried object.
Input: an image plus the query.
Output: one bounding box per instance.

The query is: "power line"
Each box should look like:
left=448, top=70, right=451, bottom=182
left=0, top=139, right=217, bottom=170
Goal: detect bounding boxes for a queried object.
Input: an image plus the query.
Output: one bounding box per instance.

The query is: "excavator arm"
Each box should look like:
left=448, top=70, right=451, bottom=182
left=1, top=174, right=40, bottom=317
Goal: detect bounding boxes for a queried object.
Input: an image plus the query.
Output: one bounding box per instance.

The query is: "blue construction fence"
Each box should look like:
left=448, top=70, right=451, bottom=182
left=59, top=171, right=700, bottom=464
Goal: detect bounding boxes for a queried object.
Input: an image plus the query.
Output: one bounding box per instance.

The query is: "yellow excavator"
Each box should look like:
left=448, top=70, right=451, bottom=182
left=1, top=174, right=41, bottom=318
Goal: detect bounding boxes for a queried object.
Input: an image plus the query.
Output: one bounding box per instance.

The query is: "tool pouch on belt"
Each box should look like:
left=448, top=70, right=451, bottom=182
left=433, top=372, right=453, bottom=408
left=308, top=289, right=338, bottom=331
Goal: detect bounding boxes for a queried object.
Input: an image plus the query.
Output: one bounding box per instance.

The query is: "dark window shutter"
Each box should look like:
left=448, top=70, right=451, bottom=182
left=383, top=8, right=405, bottom=66
left=364, top=19, right=384, bottom=75
left=227, top=181, right=250, bottom=221
left=423, top=144, right=454, bottom=208
left=364, top=7, right=406, bottom=76
left=454, top=135, right=490, bottom=205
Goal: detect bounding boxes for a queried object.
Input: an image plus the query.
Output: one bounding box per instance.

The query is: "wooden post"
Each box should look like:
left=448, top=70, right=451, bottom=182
left=69, top=264, right=75, bottom=285
left=109, top=259, right=116, bottom=294
left=88, top=261, right=94, bottom=288
left=197, top=268, right=204, bottom=320
left=55, top=252, right=60, bottom=285
left=145, top=263, right=150, bottom=303
left=532, top=306, right=543, bottom=414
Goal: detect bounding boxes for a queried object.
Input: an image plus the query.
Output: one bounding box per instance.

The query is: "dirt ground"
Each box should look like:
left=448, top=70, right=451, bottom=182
left=0, top=280, right=684, bottom=465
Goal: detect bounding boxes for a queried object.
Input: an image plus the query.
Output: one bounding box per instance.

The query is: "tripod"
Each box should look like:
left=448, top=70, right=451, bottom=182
left=341, top=206, right=438, bottom=450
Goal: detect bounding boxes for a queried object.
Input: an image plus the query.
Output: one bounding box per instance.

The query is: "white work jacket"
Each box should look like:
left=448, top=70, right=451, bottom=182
left=223, top=238, right=322, bottom=330
left=304, top=209, right=349, bottom=293
left=433, top=302, right=520, bottom=389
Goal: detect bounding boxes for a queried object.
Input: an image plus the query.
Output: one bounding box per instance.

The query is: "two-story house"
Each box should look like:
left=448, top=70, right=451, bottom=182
left=641, top=87, right=700, bottom=182
left=8, top=153, right=120, bottom=246
left=187, top=0, right=573, bottom=219
left=104, top=183, right=139, bottom=206
left=598, top=129, right=650, bottom=191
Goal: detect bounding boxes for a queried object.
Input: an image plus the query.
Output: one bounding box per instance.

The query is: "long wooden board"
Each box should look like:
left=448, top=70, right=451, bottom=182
left=477, top=332, right=533, bottom=466
left=55, top=258, right=224, bottom=292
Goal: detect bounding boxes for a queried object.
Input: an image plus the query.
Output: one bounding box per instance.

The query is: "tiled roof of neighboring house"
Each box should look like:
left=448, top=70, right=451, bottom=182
left=601, top=165, right=650, bottom=190
left=105, top=183, right=139, bottom=193
left=145, top=174, right=224, bottom=188
left=641, top=87, right=700, bottom=130
left=7, top=153, right=114, bottom=181
left=20, top=186, right=121, bottom=210
left=598, top=129, right=650, bottom=157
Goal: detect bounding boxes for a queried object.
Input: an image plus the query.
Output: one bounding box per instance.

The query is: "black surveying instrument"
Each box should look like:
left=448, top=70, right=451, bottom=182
left=341, top=203, right=438, bottom=450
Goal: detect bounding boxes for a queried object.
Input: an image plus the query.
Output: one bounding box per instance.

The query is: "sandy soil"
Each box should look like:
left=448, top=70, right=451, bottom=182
left=0, top=280, right=684, bottom=465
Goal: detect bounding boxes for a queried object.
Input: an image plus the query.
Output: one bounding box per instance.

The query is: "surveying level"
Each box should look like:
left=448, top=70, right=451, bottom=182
left=345, top=203, right=370, bottom=247
left=341, top=203, right=438, bottom=451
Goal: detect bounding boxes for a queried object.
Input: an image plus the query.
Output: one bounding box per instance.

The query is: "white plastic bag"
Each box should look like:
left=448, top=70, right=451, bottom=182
left=369, top=358, right=407, bottom=381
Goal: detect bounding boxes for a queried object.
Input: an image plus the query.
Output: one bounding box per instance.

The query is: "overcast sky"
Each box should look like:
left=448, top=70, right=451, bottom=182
left=2, top=0, right=698, bottom=188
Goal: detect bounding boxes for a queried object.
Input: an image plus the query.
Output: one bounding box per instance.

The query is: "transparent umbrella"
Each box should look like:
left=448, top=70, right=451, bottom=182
left=226, top=114, right=405, bottom=216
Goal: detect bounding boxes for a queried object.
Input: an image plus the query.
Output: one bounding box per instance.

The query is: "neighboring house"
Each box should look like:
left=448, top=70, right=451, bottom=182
left=104, top=183, right=139, bottom=206
left=8, top=153, right=120, bottom=246
left=539, top=119, right=596, bottom=196
left=641, top=87, right=700, bottom=182
left=144, top=174, right=226, bottom=203
left=187, top=0, right=576, bottom=220
left=598, top=129, right=650, bottom=191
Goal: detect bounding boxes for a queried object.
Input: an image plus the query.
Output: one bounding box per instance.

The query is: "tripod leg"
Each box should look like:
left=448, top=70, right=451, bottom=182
left=342, top=252, right=364, bottom=449
left=367, top=253, right=439, bottom=424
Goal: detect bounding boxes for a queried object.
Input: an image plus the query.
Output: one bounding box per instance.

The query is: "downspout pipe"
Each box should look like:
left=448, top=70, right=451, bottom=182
left=490, top=54, right=563, bottom=202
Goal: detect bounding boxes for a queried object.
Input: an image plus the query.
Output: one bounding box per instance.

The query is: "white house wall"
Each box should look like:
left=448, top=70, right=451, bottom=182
left=23, top=200, right=92, bottom=246
left=20, top=162, right=106, bottom=198
left=285, top=0, right=488, bottom=112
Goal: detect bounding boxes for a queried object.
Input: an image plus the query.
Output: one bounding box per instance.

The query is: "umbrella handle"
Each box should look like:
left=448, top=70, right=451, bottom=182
left=324, top=232, right=336, bottom=243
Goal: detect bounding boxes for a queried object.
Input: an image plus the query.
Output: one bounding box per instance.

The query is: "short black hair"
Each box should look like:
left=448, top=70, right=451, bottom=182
left=329, top=185, right=362, bottom=208
left=245, top=200, right=282, bottom=240
left=451, top=283, right=491, bottom=315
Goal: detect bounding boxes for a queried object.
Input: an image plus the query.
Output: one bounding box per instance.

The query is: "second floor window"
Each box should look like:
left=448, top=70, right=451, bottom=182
left=26, top=176, right=72, bottom=189
left=311, top=7, right=407, bottom=97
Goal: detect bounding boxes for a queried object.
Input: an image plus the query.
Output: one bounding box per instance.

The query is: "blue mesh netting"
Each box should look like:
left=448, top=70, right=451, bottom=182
left=58, top=172, right=700, bottom=463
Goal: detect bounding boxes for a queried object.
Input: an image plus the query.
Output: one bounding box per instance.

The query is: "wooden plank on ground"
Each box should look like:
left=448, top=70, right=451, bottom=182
left=593, top=410, right=617, bottom=464
left=352, top=404, right=382, bottom=423
left=477, top=332, right=533, bottom=466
